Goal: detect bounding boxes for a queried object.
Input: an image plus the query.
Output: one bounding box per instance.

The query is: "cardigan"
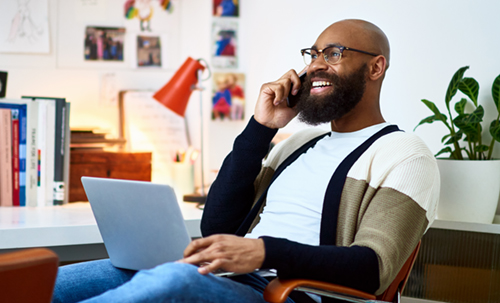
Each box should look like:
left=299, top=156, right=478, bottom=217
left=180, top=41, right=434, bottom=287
left=201, top=116, right=440, bottom=295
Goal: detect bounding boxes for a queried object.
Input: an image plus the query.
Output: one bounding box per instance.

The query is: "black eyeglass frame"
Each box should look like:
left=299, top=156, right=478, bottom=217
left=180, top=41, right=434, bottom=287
left=300, top=45, right=380, bottom=65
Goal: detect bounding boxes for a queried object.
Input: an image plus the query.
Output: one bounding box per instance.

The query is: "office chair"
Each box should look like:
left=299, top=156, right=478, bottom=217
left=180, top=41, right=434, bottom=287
left=263, top=241, right=421, bottom=303
left=0, top=248, right=59, bottom=303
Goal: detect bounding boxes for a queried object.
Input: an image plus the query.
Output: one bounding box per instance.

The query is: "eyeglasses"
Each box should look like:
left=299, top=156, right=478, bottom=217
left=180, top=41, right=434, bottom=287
left=301, top=45, right=379, bottom=66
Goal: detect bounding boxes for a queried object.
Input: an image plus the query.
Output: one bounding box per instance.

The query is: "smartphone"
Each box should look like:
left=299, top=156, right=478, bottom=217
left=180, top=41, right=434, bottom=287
left=286, top=71, right=307, bottom=108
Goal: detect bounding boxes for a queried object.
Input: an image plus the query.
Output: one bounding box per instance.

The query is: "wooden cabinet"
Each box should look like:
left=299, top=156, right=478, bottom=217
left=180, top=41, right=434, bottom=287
left=69, top=151, right=152, bottom=202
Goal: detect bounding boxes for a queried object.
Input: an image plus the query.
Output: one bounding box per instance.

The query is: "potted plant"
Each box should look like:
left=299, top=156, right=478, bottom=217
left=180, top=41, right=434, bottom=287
left=415, top=66, right=500, bottom=224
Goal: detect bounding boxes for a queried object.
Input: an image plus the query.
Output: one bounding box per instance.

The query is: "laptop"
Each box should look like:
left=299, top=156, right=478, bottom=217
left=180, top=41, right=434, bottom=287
left=81, top=176, right=193, bottom=271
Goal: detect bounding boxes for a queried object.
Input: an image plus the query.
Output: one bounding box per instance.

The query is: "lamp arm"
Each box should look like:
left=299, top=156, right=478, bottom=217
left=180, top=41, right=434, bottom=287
left=197, top=68, right=206, bottom=197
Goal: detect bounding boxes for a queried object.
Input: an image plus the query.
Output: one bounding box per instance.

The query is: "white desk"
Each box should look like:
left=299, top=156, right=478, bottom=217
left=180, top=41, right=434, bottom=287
left=0, top=202, right=203, bottom=262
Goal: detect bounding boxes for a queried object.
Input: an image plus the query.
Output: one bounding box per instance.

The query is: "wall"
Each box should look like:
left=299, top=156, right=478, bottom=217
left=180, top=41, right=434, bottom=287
left=2, top=0, right=500, bottom=189
left=237, top=0, right=500, bottom=157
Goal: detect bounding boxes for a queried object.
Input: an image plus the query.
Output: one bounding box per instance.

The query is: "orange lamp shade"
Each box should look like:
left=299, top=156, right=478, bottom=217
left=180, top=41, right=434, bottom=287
left=153, top=57, right=206, bottom=117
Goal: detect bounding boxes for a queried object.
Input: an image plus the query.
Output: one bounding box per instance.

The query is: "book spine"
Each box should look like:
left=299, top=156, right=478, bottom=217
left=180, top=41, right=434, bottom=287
left=53, top=100, right=66, bottom=205
left=37, top=102, right=47, bottom=207
left=63, top=102, right=71, bottom=204
left=0, top=109, right=13, bottom=206
left=11, top=109, right=20, bottom=207
left=44, top=101, right=55, bottom=206
left=25, top=100, right=38, bottom=207
left=18, top=106, right=27, bottom=206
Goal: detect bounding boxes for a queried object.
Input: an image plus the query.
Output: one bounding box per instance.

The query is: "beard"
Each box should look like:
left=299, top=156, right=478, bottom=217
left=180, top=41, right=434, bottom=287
left=295, top=63, right=368, bottom=126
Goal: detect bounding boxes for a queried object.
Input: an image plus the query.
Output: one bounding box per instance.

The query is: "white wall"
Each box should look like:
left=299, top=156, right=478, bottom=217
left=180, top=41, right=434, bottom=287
left=2, top=0, right=500, bottom=188
left=237, top=0, right=500, bottom=159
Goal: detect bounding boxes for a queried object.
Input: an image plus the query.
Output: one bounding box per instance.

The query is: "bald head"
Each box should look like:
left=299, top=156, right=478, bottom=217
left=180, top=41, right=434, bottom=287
left=320, top=19, right=390, bottom=69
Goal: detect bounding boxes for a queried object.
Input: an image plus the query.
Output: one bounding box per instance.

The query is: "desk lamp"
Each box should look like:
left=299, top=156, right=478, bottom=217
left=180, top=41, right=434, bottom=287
left=153, top=57, right=209, bottom=204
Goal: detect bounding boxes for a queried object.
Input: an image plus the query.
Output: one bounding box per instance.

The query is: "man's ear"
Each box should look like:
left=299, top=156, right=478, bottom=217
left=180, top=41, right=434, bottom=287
left=368, top=55, right=387, bottom=81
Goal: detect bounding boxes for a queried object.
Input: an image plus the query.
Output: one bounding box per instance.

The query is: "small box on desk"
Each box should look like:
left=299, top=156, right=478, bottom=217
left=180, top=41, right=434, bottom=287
left=69, top=151, right=152, bottom=202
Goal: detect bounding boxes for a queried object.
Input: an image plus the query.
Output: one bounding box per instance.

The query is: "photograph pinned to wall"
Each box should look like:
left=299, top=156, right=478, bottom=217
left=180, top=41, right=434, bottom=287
left=84, top=26, right=125, bottom=61
left=212, top=72, right=245, bottom=121
left=211, top=19, right=238, bottom=69
left=137, top=35, right=161, bottom=67
left=213, top=0, right=239, bottom=17
left=0, top=0, right=50, bottom=54
left=124, top=0, right=173, bottom=32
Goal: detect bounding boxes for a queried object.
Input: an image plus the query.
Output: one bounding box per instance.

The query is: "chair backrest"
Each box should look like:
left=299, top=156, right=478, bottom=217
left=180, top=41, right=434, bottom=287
left=0, top=248, right=59, bottom=303
left=377, top=241, right=421, bottom=302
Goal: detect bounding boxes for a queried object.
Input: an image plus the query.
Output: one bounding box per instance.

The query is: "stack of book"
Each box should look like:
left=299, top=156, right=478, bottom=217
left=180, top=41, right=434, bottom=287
left=0, top=97, right=70, bottom=207
left=70, top=128, right=126, bottom=151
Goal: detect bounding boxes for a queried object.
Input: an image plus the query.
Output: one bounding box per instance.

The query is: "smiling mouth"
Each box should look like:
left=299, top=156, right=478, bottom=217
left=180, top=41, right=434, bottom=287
left=310, top=81, right=333, bottom=94
left=312, top=81, right=332, bottom=88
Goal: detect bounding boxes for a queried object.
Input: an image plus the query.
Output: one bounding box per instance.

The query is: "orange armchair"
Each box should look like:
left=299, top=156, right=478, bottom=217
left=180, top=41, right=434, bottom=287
left=0, top=248, right=59, bottom=303
left=263, top=242, right=421, bottom=303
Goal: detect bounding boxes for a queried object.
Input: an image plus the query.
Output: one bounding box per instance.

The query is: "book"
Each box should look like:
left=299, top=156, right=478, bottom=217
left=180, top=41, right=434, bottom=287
left=0, top=109, right=13, bottom=206
left=36, top=101, right=48, bottom=207
left=63, top=103, right=71, bottom=204
left=11, top=109, right=20, bottom=206
left=24, top=96, right=66, bottom=205
left=17, top=105, right=28, bottom=206
left=54, top=98, right=67, bottom=205
left=0, top=99, right=39, bottom=206
left=42, top=100, right=55, bottom=206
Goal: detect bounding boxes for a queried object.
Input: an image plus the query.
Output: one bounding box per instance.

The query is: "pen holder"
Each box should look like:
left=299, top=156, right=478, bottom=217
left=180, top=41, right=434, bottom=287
left=171, top=162, right=195, bottom=201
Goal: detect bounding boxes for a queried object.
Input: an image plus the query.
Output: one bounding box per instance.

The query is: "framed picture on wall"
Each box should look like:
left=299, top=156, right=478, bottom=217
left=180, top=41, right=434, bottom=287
left=84, top=26, right=125, bottom=61
left=211, top=19, right=238, bottom=69
left=0, top=0, right=50, bottom=54
left=211, top=72, right=245, bottom=121
left=212, top=0, right=239, bottom=17
left=137, top=35, right=162, bottom=67
left=0, top=71, right=7, bottom=98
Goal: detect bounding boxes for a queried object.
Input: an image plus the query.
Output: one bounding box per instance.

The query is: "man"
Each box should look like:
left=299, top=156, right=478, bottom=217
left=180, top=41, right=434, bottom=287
left=53, top=19, right=439, bottom=303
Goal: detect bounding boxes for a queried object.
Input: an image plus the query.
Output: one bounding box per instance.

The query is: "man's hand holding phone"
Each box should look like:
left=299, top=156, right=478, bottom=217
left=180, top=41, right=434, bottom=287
left=254, top=68, right=307, bottom=129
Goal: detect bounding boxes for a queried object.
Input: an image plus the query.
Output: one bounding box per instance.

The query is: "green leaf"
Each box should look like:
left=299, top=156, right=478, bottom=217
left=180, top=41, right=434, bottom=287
left=444, top=131, right=463, bottom=145
left=414, top=115, right=441, bottom=131
left=453, top=114, right=469, bottom=129
left=454, top=98, right=468, bottom=115
left=492, top=74, right=500, bottom=114
left=421, top=99, right=448, bottom=123
left=455, top=109, right=482, bottom=143
left=455, top=106, right=484, bottom=126
left=475, top=145, right=489, bottom=153
left=458, top=77, right=479, bottom=106
left=445, top=66, right=469, bottom=110
left=462, top=124, right=482, bottom=142
left=435, top=146, right=453, bottom=158
left=469, top=105, right=485, bottom=123
left=441, top=134, right=450, bottom=143
left=490, top=120, right=500, bottom=142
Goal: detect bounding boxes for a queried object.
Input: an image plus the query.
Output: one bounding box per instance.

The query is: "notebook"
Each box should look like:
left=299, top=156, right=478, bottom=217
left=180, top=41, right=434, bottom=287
left=81, top=176, right=194, bottom=271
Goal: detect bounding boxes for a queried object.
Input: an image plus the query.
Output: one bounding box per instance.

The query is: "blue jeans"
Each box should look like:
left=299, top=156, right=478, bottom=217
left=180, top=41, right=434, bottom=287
left=52, top=259, right=296, bottom=303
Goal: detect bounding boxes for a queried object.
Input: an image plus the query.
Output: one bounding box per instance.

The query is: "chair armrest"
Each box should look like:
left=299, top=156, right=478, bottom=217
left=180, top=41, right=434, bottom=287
left=263, top=278, right=377, bottom=303
left=0, top=248, right=59, bottom=303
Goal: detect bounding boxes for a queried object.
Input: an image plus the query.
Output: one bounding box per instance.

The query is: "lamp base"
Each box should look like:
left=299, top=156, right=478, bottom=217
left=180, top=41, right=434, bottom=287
left=183, top=193, right=207, bottom=205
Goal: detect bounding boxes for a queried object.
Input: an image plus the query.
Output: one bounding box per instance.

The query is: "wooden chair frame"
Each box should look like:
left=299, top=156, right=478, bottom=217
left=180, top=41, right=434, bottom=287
left=263, top=241, right=421, bottom=303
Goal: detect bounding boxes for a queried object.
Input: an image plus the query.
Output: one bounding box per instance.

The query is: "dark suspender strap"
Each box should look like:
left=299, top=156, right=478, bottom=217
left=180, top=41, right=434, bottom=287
left=235, top=132, right=331, bottom=236
left=319, top=125, right=401, bottom=245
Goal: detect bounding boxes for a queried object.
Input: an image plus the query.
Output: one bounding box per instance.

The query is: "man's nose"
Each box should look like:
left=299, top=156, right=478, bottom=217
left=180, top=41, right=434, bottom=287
left=307, top=55, right=329, bottom=75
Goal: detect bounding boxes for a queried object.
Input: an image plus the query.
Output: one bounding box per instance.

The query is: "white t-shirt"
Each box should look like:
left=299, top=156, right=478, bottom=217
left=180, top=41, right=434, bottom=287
left=246, top=122, right=391, bottom=244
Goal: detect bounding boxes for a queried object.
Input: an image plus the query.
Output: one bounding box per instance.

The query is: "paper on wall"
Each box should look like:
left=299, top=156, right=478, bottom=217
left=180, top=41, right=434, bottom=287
left=122, top=90, right=189, bottom=185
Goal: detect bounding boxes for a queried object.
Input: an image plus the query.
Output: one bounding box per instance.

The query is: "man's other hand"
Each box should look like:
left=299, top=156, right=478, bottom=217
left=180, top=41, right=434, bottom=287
left=178, top=235, right=265, bottom=275
left=254, top=68, right=307, bottom=129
